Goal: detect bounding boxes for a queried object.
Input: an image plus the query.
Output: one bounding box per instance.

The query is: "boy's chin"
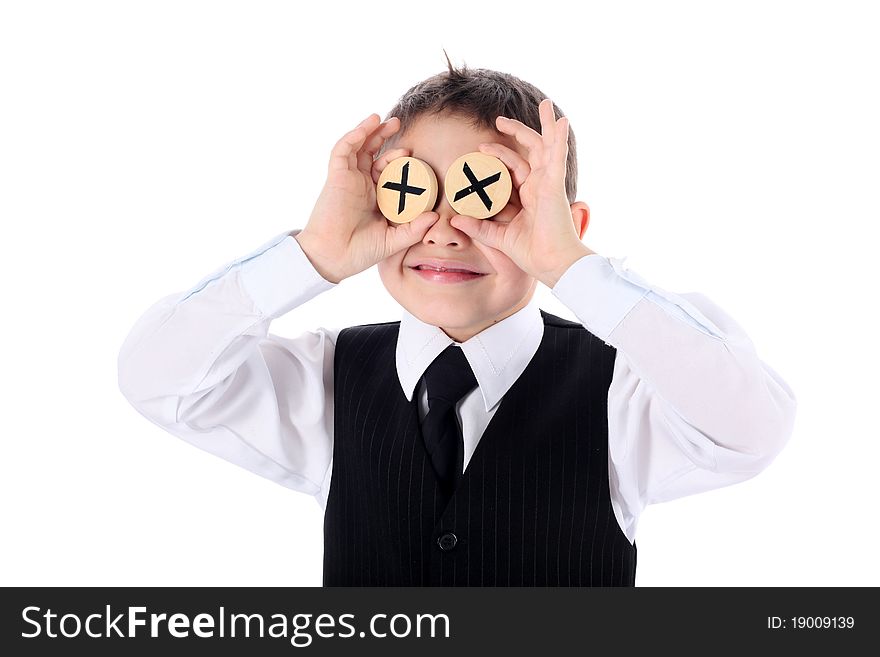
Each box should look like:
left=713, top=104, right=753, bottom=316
left=405, top=303, right=488, bottom=331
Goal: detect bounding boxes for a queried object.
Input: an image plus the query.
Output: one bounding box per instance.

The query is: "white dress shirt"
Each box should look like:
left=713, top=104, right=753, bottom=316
left=117, top=229, right=798, bottom=546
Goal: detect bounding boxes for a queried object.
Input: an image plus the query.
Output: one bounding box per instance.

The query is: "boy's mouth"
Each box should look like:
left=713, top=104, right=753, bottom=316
left=410, top=267, right=486, bottom=283
left=408, top=260, right=487, bottom=283
left=408, top=258, right=485, bottom=274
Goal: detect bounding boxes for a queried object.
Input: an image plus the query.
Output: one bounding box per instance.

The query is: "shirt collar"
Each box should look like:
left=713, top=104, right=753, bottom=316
left=395, top=295, right=544, bottom=412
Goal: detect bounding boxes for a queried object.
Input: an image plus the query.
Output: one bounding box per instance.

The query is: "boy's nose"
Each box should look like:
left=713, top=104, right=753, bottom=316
left=422, top=207, right=467, bottom=245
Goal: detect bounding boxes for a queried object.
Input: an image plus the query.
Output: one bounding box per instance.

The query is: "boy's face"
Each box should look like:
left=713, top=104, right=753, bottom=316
left=377, top=112, right=543, bottom=343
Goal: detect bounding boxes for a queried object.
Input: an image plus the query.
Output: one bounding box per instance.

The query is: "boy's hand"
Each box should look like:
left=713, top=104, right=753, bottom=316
left=449, top=98, right=595, bottom=288
left=296, top=114, right=440, bottom=284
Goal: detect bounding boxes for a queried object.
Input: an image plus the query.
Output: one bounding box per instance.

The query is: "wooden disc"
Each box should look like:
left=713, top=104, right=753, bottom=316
left=376, top=156, right=438, bottom=224
left=444, top=151, right=512, bottom=219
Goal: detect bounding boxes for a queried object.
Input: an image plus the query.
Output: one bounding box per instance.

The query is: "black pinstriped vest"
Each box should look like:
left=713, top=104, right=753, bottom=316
left=323, top=309, right=637, bottom=586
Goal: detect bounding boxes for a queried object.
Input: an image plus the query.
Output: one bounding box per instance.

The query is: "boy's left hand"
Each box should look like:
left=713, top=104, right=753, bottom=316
left=450, top=98, right=595, bottom=289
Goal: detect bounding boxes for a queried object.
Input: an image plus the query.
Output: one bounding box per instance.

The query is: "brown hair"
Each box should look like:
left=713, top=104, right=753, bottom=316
left=380, top=51, right=578, bottom=204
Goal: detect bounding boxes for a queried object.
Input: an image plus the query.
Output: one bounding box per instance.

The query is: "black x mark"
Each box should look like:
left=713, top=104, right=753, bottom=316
left=382, top=162, right=427, bottom=215
left=453, top=162, right=502, bottom=211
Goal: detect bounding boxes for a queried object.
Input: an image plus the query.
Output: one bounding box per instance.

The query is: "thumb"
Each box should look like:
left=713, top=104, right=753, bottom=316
left=449, top=215, right=503, bottom=249
left=387, top=212, right=439, bottom=254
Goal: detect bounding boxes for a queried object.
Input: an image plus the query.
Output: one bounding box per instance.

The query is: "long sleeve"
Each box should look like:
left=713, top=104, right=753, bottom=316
left=551, top=254, right=797, bottom=543
left=117, top=229, right=340, bottom=506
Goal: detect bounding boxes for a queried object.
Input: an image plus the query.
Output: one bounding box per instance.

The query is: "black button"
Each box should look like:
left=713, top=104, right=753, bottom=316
left=437, top=532, right=458, bottom=551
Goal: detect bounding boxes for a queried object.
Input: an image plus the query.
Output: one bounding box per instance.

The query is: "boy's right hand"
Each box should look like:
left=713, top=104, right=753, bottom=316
left=295, top=114, right=440, bottom=284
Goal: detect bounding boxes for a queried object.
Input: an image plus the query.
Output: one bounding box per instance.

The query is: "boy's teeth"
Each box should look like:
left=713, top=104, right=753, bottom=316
left=418, top=266, right=473, bottom=273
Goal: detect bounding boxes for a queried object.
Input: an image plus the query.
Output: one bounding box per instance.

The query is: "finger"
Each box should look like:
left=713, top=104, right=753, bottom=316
left=362, top=117, right=401, bottom=158
left=328, top=114, right=381, bottom=173
left=539, top=98, right=557, bottom=151
left=358, top=117, right=401, bottom=173
left=345, top=114, right=382, bottom=172
left=328, top=126, right=366, bottom=173
left=450, top=214, right=507, bottom=251
left=477, top=142, right=531, bottom=189
left=495, top=115, right=543, bottom=167
left=387, top=211, right=440, bottom=254
left=549, top=116, right=569, bottom=182
left=371, top=147, right=411, bottom=185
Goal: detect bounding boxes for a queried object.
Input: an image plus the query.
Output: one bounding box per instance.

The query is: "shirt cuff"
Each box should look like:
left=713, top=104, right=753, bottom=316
left=239, top=228, right=337, bottom=318
left=551, top=254, right=649, bottom=342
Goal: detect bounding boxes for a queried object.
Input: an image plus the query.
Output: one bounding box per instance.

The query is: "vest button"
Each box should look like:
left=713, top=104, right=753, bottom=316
left=437, top=532, right=458, bottom=551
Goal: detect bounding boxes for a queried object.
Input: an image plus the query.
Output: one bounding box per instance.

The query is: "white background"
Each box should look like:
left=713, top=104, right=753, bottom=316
left=1, top=0, right=877, bottom=586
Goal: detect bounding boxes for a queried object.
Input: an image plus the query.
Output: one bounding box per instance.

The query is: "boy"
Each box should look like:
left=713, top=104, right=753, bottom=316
left=117, top=61, right=797, bottom=586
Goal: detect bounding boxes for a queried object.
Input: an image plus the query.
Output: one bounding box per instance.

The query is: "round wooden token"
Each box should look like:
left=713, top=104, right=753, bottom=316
left=376, top=156, right=438, bottom=224
left=444, top=151, right=512, bottom=219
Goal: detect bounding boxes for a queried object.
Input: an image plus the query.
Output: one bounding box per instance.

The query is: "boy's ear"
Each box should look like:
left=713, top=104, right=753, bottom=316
left=570, top=202, right=590, bottom=239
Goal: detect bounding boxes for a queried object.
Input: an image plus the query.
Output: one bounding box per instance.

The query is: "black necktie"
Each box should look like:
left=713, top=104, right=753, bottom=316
left=421, top=345, right=478, bottom=501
